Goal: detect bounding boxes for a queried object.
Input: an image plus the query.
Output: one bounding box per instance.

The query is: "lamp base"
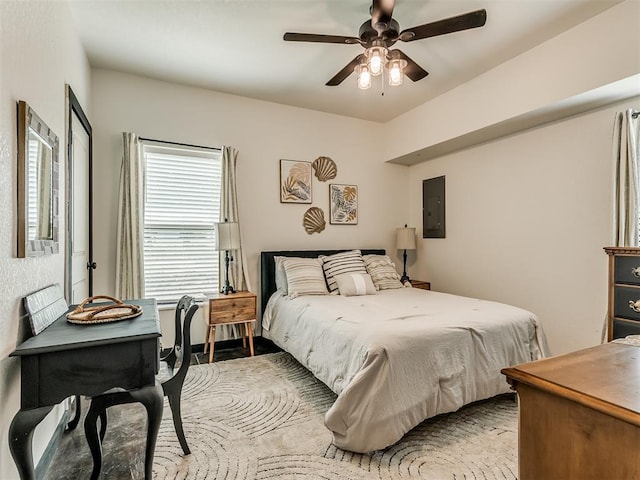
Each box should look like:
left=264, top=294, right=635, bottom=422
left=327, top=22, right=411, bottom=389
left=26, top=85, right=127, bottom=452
left=221, top=249, right=236, bottom=295
left=401, top=249, right=410, bottom=285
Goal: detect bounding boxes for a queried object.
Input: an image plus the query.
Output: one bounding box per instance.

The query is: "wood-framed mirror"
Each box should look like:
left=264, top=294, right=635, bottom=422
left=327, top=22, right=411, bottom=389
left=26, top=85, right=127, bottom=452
left=17, top=100, right=60, bottom=257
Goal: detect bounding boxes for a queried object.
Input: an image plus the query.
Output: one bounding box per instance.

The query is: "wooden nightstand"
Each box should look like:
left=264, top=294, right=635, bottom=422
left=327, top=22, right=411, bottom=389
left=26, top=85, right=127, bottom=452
left=204, top=291, right=256, bottom=363
left=410, top=280, right=431, bottom=290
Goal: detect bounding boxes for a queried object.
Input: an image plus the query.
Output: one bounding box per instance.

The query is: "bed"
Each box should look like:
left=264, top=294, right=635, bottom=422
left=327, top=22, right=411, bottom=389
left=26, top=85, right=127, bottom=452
left=260, top=249, right=549, bottom=453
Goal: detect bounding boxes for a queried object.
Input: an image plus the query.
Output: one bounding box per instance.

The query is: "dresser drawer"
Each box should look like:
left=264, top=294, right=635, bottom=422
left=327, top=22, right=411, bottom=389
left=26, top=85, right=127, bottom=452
left=612, top=318, right=640, bottom=340
left=614, top=256, right=640, bottom=285
left=613, top=286, right=640, bottom=321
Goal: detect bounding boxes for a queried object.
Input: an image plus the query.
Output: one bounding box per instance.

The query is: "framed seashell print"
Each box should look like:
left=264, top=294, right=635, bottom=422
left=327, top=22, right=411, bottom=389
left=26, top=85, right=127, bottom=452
left=329, top=184, right=358, bottom=225
left=280, top=159, right=312, bottom=203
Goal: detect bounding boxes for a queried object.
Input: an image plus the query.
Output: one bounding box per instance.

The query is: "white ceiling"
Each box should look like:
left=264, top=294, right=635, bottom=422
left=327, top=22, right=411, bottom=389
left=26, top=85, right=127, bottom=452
left=68, top=0, right=622, bottom=123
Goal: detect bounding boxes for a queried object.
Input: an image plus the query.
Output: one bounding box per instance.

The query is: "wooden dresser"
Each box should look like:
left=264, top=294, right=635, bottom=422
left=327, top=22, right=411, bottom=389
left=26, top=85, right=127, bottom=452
left=605, top=246, right=640, bottom=341
left=502, top=342, right=640, bottom=480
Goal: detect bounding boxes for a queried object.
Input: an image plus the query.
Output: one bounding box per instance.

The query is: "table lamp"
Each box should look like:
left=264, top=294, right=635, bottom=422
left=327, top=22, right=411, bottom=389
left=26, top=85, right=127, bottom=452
left=215, top=220, right=240, bottom=295
left=396, top=224, right=416, bottom=284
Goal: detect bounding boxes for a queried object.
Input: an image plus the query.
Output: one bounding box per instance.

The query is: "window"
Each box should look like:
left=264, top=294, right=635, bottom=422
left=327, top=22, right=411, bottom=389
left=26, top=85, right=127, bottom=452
left=142, top=141, right=222, bottom=303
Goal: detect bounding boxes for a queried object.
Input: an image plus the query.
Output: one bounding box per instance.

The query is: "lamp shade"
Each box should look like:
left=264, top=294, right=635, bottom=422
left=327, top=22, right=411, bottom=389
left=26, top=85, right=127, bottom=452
left=215, top=221, right=240, bottom=250
left=396, top=226, right=416, bottom=250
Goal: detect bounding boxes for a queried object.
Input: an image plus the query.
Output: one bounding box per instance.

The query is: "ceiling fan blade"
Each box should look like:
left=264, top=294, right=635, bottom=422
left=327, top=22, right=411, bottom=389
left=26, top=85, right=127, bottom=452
left=399, top=9, right=487, bottom=42
left=283, top=32, right=361, bottom=45
left=371, top=0, right=396, bottom=32
left=326, top=55, right=364, bottom=86
left=394, top=50, right=429, bottom=82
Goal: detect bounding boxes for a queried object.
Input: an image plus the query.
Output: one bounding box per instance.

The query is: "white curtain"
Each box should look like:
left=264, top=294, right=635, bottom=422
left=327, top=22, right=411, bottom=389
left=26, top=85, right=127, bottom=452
left=612, top=109, right=640, bottom=246
left=219, top=146, right=250, bottom=339
left=115, top=132, right=145, bottom=299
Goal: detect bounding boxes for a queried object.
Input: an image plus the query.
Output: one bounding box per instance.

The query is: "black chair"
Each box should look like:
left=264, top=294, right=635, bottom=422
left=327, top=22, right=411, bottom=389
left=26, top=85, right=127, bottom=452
left=84, top=295, right=198, bottom=479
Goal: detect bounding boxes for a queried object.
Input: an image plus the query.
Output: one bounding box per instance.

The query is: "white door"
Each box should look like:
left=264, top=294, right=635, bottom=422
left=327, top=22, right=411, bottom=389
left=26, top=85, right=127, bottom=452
left=68, top=113, right=91, bottom=303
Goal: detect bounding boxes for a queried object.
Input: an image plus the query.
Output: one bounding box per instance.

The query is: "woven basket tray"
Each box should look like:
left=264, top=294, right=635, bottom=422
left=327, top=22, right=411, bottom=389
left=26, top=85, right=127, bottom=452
left=66, top=295, right=143, bottom=325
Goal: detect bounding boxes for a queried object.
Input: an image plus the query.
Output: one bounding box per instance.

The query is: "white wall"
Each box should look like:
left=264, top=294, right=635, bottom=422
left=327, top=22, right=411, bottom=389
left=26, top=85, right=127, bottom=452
left=385, top=0, right=640, bottom=162
left=0, top=2, right=636, bottom=473
left=406, top=98, right=640, bottom=355
left=0, top=1, right=91, bottom=477
left=387, top=0, right=640, bottom=356
left=90, top=69, right=407, bottom=343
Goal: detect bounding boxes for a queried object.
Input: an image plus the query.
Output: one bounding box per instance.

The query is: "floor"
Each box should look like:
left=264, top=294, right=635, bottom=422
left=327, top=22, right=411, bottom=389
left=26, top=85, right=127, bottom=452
left=42, top=338, right=281, bottom=480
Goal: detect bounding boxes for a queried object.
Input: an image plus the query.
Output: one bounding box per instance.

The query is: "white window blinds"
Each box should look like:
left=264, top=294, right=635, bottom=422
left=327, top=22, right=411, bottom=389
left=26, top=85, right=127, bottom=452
left=142, top=142, right=222, bottom=303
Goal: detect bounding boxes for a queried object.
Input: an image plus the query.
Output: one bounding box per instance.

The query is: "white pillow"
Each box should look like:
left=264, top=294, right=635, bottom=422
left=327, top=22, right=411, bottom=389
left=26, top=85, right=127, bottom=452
left=363, top=254, right=403, bottom=290
left=335, top=272, right=376, bottom=296
left=274, top=256, right=289, bottom=294
left=283, top=257, right=329, bottom=298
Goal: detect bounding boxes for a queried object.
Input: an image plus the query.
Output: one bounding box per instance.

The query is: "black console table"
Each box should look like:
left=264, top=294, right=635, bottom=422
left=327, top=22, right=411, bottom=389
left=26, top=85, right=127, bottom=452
left=8, top=298, right=162, bottom=480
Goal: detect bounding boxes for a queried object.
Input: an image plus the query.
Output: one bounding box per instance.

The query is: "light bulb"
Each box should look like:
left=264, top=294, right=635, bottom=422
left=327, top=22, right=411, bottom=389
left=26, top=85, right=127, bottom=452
left=370, top=55, right=383, bottom=75
left=388, top=58, right=406, bottom=86
left=365, top=45, right=387, bottom=76
left=356, top=63, right=371, bottom=89
left=389, top=65, right=402, bottom=85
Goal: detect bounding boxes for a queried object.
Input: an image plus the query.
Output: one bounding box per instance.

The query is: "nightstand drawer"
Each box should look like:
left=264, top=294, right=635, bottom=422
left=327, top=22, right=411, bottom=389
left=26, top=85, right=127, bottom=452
left=210, top=307, right=255, bottom=324
left=210, top=297, right=254, bottom=313
left=410, top=280, right=431, bottom=291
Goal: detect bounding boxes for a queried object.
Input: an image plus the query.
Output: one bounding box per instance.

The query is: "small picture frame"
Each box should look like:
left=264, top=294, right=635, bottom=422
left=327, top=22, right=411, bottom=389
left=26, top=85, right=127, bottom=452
left=280, top=159, right=312, bottom=204
left=330, top=184, right=358, bottom=225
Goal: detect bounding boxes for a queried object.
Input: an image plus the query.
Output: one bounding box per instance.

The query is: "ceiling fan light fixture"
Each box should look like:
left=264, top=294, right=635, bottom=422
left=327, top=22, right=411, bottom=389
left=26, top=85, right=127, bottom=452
left=284, top=4, right=487, bottom=89
left=365, top=45, right=387, bottom=76
left=388, top=57, right=407, bottom=86
left=356, top=62, right=372, bottom=89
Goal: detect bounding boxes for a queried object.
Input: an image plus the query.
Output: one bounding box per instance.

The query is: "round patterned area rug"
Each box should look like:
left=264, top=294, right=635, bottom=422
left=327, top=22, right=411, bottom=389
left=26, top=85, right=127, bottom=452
left=152, top=352, right=518, bottom=480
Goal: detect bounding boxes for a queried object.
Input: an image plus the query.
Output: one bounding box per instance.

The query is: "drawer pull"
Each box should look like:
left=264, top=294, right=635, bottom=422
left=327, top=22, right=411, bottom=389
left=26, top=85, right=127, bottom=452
left=632, top=267, right=640, bottom=278
left=629, top=300, right=640, bottom=313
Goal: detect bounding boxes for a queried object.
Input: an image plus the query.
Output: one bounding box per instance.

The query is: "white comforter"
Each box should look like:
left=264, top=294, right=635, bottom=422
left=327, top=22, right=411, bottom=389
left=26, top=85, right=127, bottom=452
left=263, top=287, right=548, bottom=453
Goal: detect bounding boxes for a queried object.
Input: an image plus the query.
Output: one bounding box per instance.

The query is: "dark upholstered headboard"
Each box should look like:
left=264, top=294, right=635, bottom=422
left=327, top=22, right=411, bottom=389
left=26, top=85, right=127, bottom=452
left=260, top=249, right=385, bottom=317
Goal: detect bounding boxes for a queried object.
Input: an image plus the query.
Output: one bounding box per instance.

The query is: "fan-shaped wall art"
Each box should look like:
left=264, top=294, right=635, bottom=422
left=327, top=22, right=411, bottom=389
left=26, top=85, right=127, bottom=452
left=280, top=159, right=312, bottom=203
left=312, top=156, right=337, bottom=182
left=329, top=184, right=358, bottom=225
left=303, top=207, right=326, bottom=234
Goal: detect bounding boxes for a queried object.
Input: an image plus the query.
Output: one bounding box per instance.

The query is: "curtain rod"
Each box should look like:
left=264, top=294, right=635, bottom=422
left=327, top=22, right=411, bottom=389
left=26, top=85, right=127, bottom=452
left=139, top=136, right=221, bottom=152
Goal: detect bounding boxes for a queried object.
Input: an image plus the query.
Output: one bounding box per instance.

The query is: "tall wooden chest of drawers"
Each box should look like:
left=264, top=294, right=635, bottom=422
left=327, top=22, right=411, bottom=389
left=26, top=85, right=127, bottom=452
left=605, top=246, right=640, bottom=341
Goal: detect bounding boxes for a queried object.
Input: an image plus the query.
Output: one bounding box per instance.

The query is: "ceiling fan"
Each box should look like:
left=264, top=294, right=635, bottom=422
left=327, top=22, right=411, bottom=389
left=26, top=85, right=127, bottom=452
left=283, top=0, right=487, bottom=88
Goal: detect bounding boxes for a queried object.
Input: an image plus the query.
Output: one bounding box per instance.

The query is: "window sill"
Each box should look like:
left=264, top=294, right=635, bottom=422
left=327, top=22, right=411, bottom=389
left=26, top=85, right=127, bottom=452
left=155, top=293, right=209, bottom=311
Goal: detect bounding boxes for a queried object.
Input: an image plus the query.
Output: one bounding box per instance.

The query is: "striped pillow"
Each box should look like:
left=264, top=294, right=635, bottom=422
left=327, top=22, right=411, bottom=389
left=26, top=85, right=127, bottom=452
left=363, top=254, right=403, bottom=290
left=283, top=257, right=329, bottom=298
left=319, top=250, right=368, bottom=294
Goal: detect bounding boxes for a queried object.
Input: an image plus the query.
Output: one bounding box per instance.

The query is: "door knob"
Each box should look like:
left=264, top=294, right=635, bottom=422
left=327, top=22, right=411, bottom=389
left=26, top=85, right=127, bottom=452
left=87, top=261, right=97, bottom=270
